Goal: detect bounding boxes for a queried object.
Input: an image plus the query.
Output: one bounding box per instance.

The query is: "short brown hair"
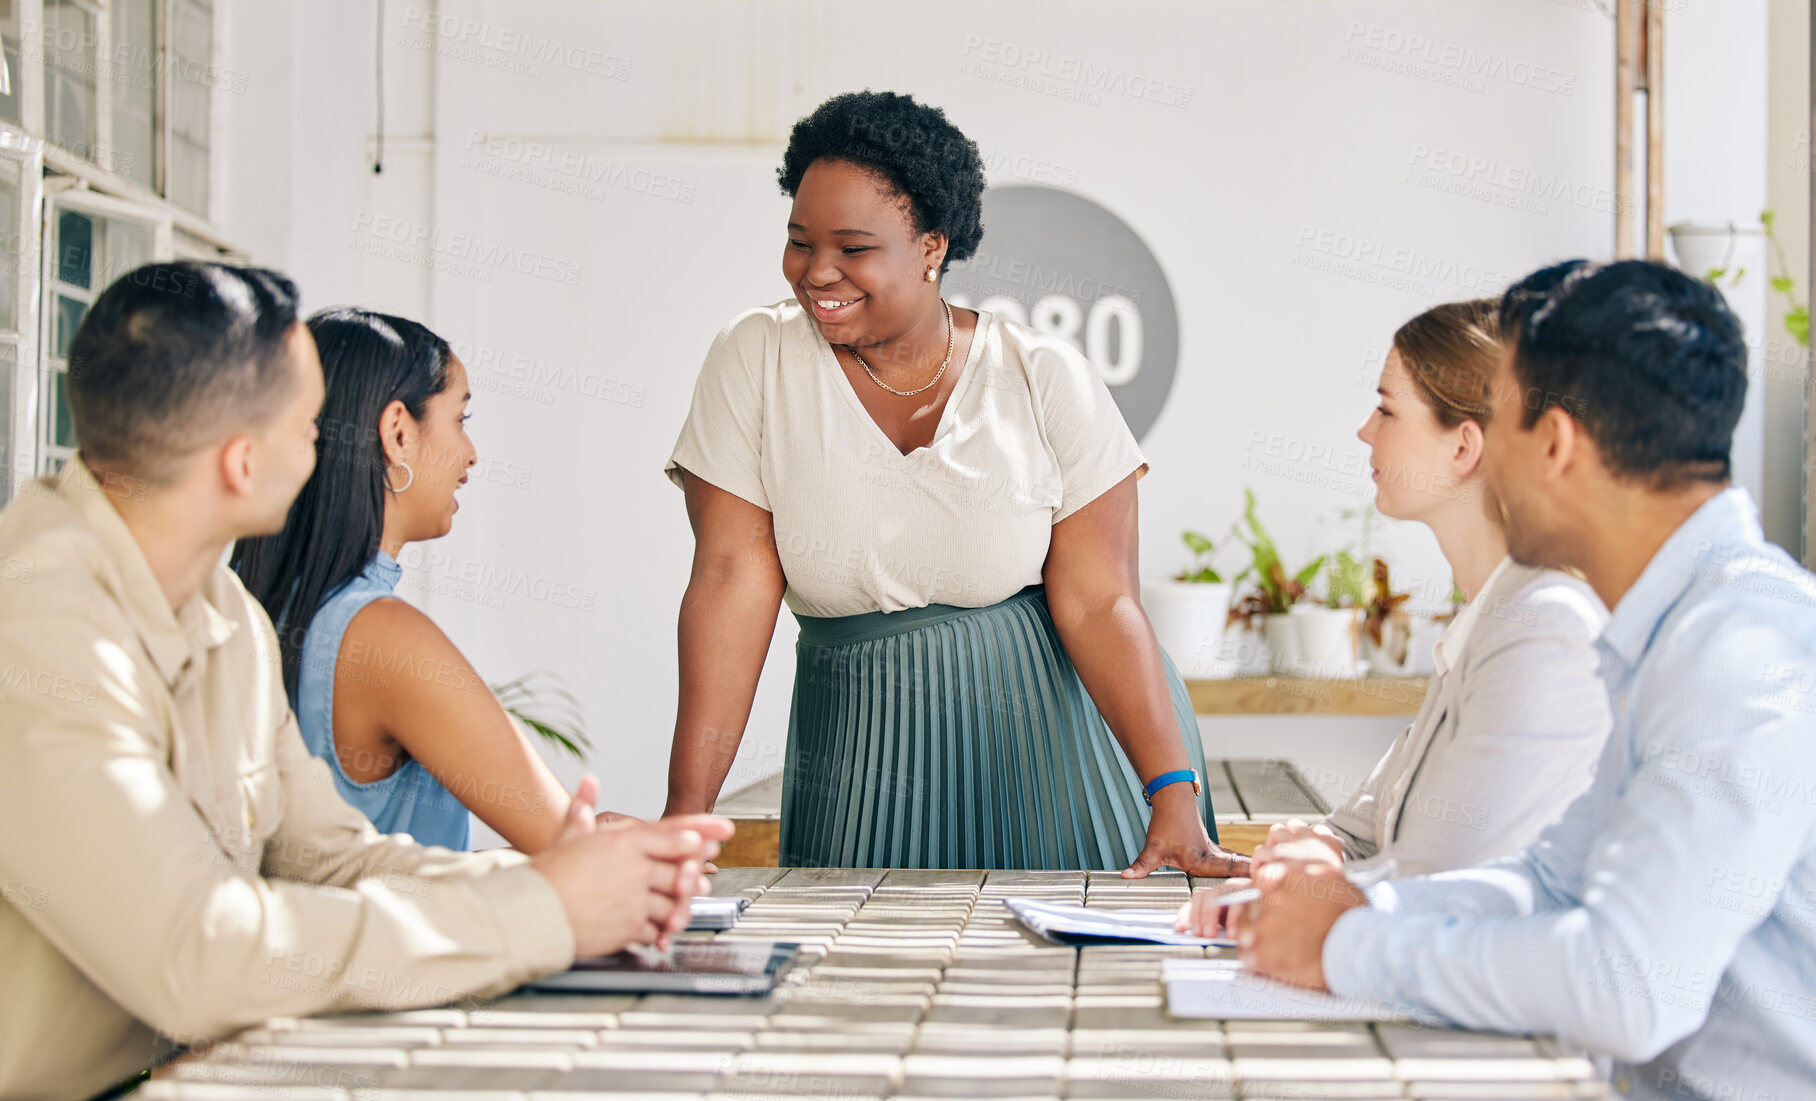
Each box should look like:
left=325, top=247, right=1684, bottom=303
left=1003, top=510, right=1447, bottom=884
left=67, top=262, right=301, bottom=484
left=1391, top=298, right=1501, bottom=429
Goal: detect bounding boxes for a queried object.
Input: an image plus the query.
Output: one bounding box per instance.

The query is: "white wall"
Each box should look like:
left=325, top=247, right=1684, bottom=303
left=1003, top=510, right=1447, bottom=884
left=1662, top=0, right=1772, bottom=538
left=219, top=0, right=1639, bottom=833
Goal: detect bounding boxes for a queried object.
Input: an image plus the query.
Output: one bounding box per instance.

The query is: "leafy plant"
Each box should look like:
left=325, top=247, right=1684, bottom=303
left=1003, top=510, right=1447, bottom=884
left=1698, top=211, right=1808, bottom=348
left=1324, top=550, right=1369, bottom=610
left=1228, top=488, right=1327, bottom=625
left=491, top=670, right=592, bottom=760
left=1762, top=209, right=1809, bottom=348
left=1175, top=530, right=1224, bottom=583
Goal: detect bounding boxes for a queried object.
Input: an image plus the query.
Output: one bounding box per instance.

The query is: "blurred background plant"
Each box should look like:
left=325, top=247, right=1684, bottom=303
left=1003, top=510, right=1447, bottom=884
left=491, top=670, right=591, bottom=760
left=1175, top=530, right=1224, bottom=583
left=1228, top=488, right=1327, bottom=626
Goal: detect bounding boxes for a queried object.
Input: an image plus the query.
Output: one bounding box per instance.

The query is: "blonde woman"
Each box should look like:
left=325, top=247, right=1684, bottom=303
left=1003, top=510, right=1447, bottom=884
left=1182, top=300, right=1613, bottom=933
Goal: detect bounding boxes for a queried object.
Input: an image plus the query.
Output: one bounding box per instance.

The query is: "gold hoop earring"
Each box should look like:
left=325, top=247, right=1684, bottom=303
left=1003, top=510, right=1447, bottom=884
left=386, top=462, right=414, bottom=493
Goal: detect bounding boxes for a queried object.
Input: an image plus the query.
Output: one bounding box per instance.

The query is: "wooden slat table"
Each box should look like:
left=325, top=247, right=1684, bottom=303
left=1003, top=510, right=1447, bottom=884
left=146, top=867, right=1606, bottom=1099
left=716, top=759, right=1334, bottom=868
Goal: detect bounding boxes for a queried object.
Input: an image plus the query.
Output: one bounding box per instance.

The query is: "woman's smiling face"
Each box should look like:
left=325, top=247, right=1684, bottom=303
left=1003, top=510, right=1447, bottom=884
left=783, top=157, right=944, bottom=349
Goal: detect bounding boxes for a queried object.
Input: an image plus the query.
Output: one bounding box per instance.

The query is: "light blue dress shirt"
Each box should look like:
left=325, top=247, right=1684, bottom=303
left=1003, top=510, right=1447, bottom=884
left=294, top=552, right=471, bottom=851
left=1325, top=488, right=1816, bottom=1100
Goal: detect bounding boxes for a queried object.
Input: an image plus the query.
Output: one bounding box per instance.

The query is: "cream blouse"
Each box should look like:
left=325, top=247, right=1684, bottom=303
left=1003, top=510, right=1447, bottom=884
left=666, top=301, right=1147, bottom=618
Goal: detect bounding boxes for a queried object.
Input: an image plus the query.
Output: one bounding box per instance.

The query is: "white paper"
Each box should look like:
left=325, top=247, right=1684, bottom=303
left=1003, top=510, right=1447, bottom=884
left=1163, top=958, right=1424, bottom=1021
left=1003, top=896, right=1235, bottom=948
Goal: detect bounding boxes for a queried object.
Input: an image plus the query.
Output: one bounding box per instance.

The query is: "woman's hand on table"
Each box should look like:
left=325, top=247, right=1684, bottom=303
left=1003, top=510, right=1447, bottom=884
left=1122, top=784, right=1252, bottom=879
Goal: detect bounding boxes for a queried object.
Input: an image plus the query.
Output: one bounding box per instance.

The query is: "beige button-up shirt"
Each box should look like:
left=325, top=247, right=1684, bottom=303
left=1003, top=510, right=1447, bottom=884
left=0, top=461, right=575, bottom=1100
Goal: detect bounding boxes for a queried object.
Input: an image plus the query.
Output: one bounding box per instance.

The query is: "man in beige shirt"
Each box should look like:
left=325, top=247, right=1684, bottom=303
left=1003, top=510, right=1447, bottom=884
left=0, top=262, right=730, bottom=1099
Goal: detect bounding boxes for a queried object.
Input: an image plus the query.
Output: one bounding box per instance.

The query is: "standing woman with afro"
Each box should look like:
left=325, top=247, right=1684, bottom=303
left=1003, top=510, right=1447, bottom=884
left=662, top=91, right=1245, bottom=876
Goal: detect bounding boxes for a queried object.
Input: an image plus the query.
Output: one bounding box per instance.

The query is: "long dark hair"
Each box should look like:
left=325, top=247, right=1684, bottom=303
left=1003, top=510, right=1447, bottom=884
left=232, top=307, right=453, bottom=696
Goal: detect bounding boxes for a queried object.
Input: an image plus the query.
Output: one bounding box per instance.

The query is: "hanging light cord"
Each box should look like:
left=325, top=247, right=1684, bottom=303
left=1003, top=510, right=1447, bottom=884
left=373, top=0, right=385, bottom=174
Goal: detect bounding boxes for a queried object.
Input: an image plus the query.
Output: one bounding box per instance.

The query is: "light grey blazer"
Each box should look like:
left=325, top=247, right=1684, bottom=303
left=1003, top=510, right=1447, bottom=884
left=1325, top=558, right=1612, bottom=878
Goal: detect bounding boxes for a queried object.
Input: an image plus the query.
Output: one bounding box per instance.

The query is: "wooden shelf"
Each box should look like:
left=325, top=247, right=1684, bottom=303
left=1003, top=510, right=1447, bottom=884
left=1185, top=675, right=1427, bottom=716
left=712, top=759, right=1332, bottom=868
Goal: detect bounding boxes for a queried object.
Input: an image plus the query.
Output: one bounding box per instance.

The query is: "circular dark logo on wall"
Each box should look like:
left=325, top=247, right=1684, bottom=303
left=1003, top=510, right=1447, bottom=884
left=944, top=185, right=1179, bottom=440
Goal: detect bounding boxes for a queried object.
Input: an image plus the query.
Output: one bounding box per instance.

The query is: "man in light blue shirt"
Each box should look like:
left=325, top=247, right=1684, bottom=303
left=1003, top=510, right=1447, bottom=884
left=1235, top=259, right=1816, bottom=1099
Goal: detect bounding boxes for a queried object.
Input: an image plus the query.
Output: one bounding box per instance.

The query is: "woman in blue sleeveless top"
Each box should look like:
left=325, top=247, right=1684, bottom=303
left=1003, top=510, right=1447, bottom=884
left=234, top=309, right=626, bottom=850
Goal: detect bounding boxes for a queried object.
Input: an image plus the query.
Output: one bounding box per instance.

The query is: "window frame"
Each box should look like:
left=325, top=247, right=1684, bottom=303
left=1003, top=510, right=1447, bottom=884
left=0, top=0, right=239, bottom=484
left=37, top=181, right=168, bottom=472
left=0, top=128, right=45, bottom=503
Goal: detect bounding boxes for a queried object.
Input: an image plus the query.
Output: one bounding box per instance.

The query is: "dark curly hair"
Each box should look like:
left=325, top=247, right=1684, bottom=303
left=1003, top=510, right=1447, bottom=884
left=777, top=91, right=986, bottom=273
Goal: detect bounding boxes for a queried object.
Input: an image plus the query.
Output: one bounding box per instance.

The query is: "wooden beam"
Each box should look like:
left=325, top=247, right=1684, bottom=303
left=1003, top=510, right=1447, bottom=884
left=1616, top=0, right=1639, bottom=258
left=1645, top=0, right=1666, bottom=259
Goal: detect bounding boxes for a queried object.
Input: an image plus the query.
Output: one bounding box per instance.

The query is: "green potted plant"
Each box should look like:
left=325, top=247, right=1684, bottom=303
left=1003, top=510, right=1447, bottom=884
left=1285, top=548, right=1365, bottom=678
left=1141, top=529, right=1235, bottom=677
left=1225, top=488, right=1352, bottom=676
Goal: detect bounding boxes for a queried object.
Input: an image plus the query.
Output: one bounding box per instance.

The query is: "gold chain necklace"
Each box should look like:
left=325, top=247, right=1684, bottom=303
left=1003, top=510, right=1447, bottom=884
left=846, top=300, right=954, bottom=398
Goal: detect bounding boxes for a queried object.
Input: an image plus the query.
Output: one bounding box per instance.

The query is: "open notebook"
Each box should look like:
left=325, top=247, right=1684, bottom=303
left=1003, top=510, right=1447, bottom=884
left=1164, top=958, right=1431, bottom=1022
left=1004, top=897, right=1235, bottom=948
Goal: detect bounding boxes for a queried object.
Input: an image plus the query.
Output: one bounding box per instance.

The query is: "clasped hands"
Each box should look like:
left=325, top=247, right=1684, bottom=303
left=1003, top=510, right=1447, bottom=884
left=1172, top=818, right=1369, bottom=991
left=529, top=774, right=735, bottom=958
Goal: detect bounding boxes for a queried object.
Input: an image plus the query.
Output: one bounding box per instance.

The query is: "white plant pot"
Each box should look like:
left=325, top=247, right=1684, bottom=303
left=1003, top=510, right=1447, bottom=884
left=1284, top=606, right=1362, bottom=678
left=1667, top=221, right=1764, bottom=303
left=1141, top=581, right=1234, bottom=678
left=1262, top=614, right=1298, bottom=675
left=1217, top=620, right=1272, bottom=676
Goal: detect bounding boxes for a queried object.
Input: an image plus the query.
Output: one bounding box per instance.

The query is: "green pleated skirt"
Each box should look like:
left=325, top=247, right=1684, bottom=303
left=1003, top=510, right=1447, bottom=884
left=780, top=585, right=1217, bottom=869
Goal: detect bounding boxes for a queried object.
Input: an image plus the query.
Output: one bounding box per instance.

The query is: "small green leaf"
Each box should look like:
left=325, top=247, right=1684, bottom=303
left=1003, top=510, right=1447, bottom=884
left=1772, top=276, right=1795, bottom=294
left=1293, top=554, right=1328, bottom=589
left=1786, top=306, right=1810, bottom=347
left=1182, top=530, right=1215, bottom=556
left=1706, top=267, right=1727, bottom=283
left=1762, top=209, right=1777, bottom=230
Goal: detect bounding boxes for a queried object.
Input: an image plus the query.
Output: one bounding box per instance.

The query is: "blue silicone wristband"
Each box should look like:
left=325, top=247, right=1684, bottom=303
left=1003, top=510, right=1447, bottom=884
left=1143, top=769, right=1199, bottom=805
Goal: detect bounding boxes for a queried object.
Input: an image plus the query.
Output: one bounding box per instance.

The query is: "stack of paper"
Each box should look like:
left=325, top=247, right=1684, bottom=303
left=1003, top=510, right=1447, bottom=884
left=1003, top=896, right=1234, bottom=947
left=686, top=895, right=749, bottom=931
left=1163, top=958, right=1429, bottom=1022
